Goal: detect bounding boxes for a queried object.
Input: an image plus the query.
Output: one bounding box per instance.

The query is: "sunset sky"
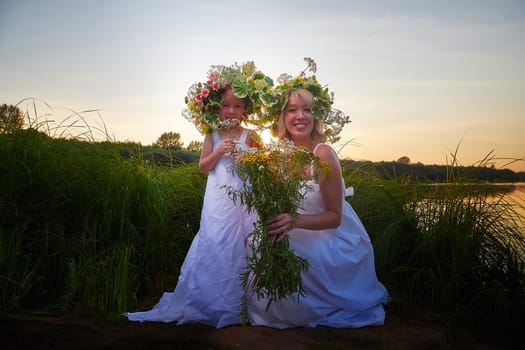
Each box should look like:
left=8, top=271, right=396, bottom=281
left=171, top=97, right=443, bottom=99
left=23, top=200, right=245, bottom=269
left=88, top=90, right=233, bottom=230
left=1, top=0, right=524, bottom=172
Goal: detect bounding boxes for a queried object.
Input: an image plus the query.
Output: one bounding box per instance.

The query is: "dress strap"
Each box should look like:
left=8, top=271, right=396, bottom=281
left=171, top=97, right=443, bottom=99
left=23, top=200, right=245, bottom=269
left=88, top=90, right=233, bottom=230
left=313, top=143, right=325, bottom=154
left=239, top=129, right=249, bottom=144
left=310, top=143, right=326, bottom=179
left=310, top=143, right=333, bottom=178
left=212, top=131, right=220, bottom=145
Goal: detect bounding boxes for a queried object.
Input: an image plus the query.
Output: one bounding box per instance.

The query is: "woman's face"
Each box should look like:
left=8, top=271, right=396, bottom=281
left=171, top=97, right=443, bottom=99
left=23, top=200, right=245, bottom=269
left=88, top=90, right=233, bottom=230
left=219, top=88, right=244, bottom=123
left=283, top=94, right=314, bottom=139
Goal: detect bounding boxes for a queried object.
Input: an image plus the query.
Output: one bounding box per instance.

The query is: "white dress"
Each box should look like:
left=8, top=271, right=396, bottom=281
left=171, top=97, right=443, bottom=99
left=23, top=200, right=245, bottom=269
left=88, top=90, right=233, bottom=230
left=126, top=130, right=256, bottom=328
left=248, top=144, right=389, bottom=329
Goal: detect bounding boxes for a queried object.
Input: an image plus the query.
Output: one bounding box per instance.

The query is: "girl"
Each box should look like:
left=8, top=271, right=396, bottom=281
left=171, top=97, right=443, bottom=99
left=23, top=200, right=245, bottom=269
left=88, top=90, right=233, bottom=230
left=126, top=84, right=261, bottom=328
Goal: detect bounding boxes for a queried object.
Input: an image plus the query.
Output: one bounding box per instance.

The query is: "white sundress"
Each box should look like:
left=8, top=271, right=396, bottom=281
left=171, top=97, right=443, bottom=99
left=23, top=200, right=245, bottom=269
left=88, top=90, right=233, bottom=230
left=248, top=143, right=390, bottom=329
left=126, top=129, right=257, bottom=328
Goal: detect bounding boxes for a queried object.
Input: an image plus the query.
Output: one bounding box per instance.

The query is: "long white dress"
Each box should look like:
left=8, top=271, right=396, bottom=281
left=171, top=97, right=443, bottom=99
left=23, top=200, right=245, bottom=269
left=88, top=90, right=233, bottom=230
left=126, top=130, right=256, bottom=328
left=248, top=144, right=389, bottom=329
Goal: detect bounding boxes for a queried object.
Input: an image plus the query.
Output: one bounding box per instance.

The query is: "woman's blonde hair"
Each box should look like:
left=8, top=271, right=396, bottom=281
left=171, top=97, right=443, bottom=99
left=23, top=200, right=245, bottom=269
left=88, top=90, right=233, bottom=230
left=276, top=88, right=327, bottom=143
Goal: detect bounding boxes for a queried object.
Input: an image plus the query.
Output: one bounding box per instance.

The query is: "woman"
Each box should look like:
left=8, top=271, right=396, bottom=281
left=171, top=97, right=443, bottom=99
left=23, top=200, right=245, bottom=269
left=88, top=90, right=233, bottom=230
left=248, top=88, right=389, bottom=329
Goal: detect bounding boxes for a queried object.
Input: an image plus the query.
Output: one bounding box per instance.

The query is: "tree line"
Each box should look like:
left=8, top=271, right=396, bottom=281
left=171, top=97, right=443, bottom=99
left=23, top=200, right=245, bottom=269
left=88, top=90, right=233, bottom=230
left=143, top=131, right=525, bottom=182
left=122, top=141, right=524, bottom=182
left=2, top=103, right=523, bottom=181
left=341, top=159, right=525, bottom=183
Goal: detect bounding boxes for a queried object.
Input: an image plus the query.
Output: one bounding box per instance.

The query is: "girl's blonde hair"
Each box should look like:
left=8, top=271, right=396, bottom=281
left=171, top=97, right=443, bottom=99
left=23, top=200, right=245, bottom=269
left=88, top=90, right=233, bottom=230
left=276, top=88, right=327, bottom=143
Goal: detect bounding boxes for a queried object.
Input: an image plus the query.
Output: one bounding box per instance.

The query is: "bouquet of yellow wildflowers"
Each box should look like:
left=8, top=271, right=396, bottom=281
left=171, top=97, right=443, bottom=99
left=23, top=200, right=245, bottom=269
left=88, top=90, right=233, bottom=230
left=227, top=140, right=330, bottom=318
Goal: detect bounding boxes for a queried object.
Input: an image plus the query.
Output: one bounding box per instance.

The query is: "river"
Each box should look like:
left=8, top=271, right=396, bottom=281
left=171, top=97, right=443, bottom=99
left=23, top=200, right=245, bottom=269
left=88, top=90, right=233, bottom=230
left=490, top=182, right=525, bottom=230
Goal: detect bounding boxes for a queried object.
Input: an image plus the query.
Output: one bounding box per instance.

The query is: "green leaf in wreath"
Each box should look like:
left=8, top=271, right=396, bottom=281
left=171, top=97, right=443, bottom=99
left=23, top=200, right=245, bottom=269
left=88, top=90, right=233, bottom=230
left=261, top=92, right=278, bottom=107
left=232, top=79, right=248, bottom=98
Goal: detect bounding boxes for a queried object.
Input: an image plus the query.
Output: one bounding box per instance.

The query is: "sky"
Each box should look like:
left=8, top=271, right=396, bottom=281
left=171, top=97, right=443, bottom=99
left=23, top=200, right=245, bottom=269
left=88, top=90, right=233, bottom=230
left=1, top=0, right=524, bottom=172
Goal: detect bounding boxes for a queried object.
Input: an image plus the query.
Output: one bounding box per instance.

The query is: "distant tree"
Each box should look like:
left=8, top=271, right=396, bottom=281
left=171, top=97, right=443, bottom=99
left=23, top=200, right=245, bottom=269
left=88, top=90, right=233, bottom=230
left=154, top=131, right=183, bottom=149
left=397, top=156, right=411, bottom=164
left=186, top=140, right=203, bottom=152
left=0, top=104, right=24, bottom=133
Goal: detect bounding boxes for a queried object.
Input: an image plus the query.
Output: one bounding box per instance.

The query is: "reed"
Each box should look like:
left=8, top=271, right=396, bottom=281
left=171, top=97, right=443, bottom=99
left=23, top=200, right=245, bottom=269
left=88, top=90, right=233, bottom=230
left=0, top=129, right=205, bottom=317
left=345, top=161, right=525, bottom=334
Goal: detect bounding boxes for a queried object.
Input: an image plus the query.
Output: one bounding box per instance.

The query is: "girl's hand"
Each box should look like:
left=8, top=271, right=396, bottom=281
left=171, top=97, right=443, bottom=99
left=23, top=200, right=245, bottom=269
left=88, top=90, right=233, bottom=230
left=230, top=141, right=242, bottom=161
left=267, top=213, right=295, bottom=242
left=217, top=139, right=235, bottom=156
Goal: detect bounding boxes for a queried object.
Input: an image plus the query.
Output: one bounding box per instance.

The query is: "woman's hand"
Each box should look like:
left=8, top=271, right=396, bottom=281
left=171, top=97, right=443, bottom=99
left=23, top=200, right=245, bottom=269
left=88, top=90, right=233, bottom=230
left=267, top=213, right=295, bottom=242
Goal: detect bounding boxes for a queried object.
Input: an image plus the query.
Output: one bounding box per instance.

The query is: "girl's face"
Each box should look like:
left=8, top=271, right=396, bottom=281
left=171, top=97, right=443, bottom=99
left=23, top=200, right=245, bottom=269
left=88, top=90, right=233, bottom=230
left=283, top=94, right=314, bottom=139
left=219, top=88, right=245, bottom=123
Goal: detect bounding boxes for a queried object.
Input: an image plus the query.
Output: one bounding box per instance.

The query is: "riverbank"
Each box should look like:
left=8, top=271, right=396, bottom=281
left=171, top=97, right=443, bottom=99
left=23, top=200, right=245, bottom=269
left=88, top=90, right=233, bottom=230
left=2, top=305, right=521, bottom=350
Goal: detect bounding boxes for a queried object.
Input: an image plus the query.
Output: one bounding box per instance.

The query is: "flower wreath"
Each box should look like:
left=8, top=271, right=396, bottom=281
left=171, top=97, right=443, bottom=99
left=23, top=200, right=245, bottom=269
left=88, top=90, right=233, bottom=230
left=183, top=61, right=278, bottom=134
left=270, top=57, right=351, bottom=143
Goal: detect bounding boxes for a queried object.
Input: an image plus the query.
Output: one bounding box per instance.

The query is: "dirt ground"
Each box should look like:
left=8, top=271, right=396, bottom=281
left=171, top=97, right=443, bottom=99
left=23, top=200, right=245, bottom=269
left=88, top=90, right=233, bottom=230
left=1, top=306, right=521, bottom=350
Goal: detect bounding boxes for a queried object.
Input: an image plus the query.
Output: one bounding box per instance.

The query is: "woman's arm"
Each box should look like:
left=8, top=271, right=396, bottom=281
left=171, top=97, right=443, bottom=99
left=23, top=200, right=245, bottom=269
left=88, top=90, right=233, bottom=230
left=246, top=130, right=262, bottom=149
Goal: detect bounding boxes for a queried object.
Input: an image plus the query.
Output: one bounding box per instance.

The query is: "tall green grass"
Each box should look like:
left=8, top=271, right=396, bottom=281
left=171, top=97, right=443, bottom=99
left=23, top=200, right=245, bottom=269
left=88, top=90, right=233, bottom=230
left=345, top=163, right=525, bottom=335
left=1, top=119, right=524, bottom=337
left=0, top=129, right=205, bottom=317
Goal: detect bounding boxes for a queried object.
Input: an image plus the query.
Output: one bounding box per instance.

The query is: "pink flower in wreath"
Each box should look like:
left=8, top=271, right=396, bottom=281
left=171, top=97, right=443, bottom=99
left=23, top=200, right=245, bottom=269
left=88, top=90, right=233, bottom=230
left=201, top=88, right=210, bottom=98
left=211, top=81, right=220, bottom=91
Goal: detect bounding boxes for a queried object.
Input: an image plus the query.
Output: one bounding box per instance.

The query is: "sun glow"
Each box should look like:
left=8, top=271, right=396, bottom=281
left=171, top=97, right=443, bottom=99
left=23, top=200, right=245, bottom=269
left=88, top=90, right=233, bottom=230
left=259, top=128, right=277, bottom=146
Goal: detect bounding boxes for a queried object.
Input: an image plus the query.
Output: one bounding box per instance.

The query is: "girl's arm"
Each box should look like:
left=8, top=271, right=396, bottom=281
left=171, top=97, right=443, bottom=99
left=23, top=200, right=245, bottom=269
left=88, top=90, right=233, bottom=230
left=198, top=133, right=232, bottom=174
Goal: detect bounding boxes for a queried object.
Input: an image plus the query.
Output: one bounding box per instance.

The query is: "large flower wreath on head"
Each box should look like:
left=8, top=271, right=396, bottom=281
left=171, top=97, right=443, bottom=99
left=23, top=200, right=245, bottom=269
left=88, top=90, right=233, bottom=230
left=183, top=61, right=278, bottom=134
left=270, top=57, right=351, bottom=143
